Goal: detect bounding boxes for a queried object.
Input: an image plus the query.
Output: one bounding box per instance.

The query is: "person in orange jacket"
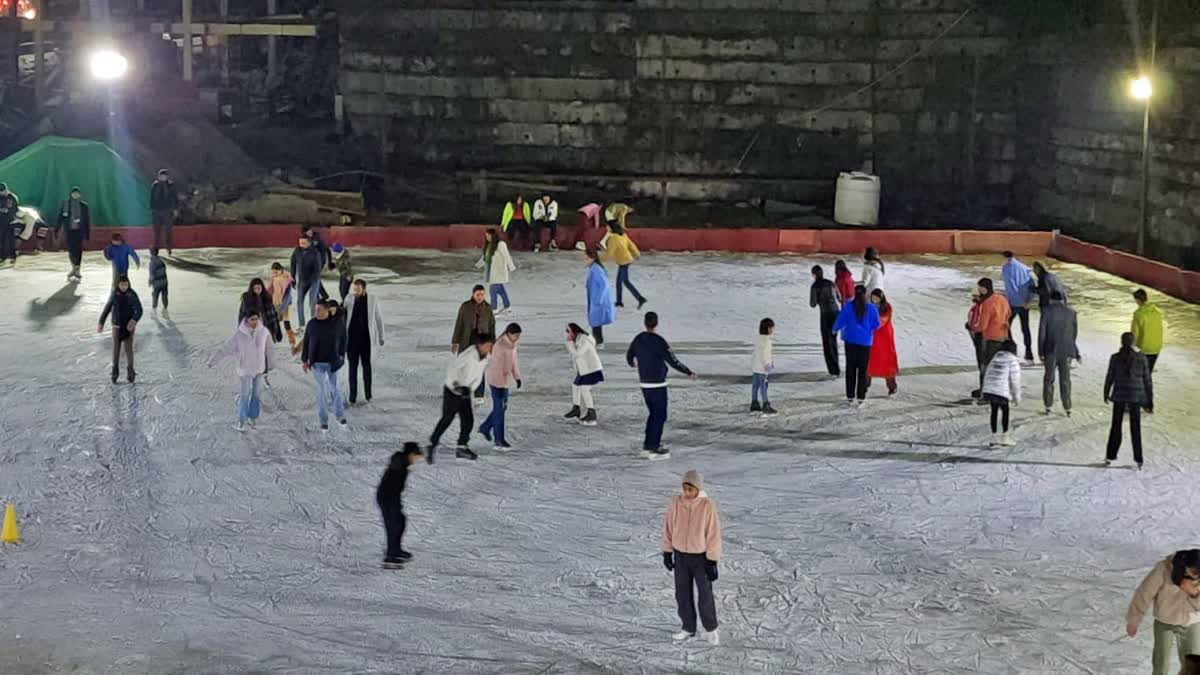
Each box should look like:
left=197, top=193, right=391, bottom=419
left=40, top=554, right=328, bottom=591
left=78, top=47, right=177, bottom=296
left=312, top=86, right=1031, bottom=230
left=975, top=278, right=1011, bottom=396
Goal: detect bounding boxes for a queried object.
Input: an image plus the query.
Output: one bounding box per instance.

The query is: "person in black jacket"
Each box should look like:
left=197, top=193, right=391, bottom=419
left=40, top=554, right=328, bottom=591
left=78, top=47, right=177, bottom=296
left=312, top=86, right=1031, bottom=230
left=149, top=169, right=178, bottom=256
left=290, top=235, right=323, bottom=328
left=810, top=264, right=841, bottom=377
left=238, top=278, right=282, bottom=343
left=301, top=301, right=348, bottom=432
left=56, top=187, right=90, bottom=282
left=627, top=312, right=697, bottom=459
left=0, top=183, right=19, bottom=264
left=148, top=248, right=169, bottom=314
left=377, top=442, right=424, bottom=569
left=1104, top=332, right=1154, bottom=469
left=98, top=276, right=144, bottom=383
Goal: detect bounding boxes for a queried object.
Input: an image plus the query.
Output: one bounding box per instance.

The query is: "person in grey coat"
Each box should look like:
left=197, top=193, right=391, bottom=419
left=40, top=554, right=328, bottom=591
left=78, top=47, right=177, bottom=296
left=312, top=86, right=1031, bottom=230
left=1038, top=291, right=1079, bottom=415
left=1103, top=332, right=1154, bottom=469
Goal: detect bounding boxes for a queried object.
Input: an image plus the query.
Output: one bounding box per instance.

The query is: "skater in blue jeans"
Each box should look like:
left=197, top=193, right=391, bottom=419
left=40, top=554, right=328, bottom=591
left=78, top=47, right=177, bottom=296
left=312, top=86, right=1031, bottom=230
left=476, top=228, right=516, bottom=314
left=479, top=323, right=523, bottom=449
left=300, top=301, right=347, bottom=432
left=290, top=235, right=324, bottom=327
left=627, top=312, right=696, bottom=459
left=219, top=311, right=275, bottom=431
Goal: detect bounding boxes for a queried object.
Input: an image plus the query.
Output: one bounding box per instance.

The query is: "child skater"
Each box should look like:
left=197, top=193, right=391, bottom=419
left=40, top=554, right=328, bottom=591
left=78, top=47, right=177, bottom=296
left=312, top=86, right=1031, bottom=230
left=662, top=469, right=722, bottom=645
left=565, top=322, right=604, bottom=426
left=376, top=442, right=425, bottom=569
left=148, top=247, right=169, bottom=317
left=332, top=243, right=354, bottom=301
left=981, top=339, right=1021, bottom=447
left=751, top=318, right=777, bottom=416
left=269, top=262, right=296, bottom=348
left=1126, top=549, right=1200, bottom=675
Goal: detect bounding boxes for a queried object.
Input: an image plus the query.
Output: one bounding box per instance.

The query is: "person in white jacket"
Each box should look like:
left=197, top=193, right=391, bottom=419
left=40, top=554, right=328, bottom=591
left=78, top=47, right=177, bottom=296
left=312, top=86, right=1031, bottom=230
left=344, top=279, right=386, bottom=405
left=565, top=322, right=604, bottom=426
left=219, top=311, right=275, bottom=431
left=428, top=336, right=494, bottom=462
left=532, top=194, right=559, bottom=252
left=861, top=246, right=885, bottom=294
left=476, top=228, right=516, bottom=314
left=981, top=339, right=1021, bottom=446
left=751, top=318, right=777, bottom=417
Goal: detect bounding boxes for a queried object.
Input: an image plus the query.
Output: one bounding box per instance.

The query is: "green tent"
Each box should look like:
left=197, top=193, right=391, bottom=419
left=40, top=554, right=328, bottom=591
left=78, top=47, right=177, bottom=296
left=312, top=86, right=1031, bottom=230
left=0, top=135, right=150, bottom=226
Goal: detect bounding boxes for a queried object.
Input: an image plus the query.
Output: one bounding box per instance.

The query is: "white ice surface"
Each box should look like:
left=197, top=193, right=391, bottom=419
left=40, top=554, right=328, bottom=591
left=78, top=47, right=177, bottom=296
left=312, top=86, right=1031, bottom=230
left=1, top=247, right=1199, bottom=674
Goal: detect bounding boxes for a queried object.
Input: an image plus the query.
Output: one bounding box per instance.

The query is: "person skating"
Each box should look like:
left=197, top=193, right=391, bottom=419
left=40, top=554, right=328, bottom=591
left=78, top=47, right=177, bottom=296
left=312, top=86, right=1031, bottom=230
left=290, top=235, right=323, bottom=328
left=585, top=249, right=615, bottom=347
left=628, top=312, right=696, bottom=459
left=476, top=228, right=516, bottom=314
left=1032, top=261, right=1069, bottom=358
left=603, top=225, right=646, bottom=309
left=861, top=247, right=885, bottom=293
left=332, top=243, right=354, bottom=301
left=749, top=318, right=777, bottom=416
left=572, top=202, right=603, bottom=251
left=833, top=260, right=855, bottom=305
left=451, top=284, right=496, bottom=402
left=269, top=262, right=297, bottom=348
left=0, top=183, right=19, bottom=265
left=532, top=194, right=559, bottom=252
left=55, top=187, right=90, bottom=281
left=1038, top=290, right=1079, bottom=416
left=103, top=233, right=140, bottom=289
left=810, top=265, right=841, bottom=377
left=428, top=335, right=494, bottom=462
left=1104, top=332, right=1154, bottom=469
left=831, top=285, right=880, bottom=407
left=1126, top=550, right=1200, bottom=675
left=98, top=276, right=143, bottom=383
left=565, top=322, right=604, bottom=426
left=300, top=301, right=348, bottom=432
left=345, top=279, right=385, bottom=405
left=1002, top=251, right=1036, bottom=362
left=478, top=323, right=523, bottom=449
left=967, top=292, right=984, bottom=399
left=220, top=310, right=275, bottom=431
left=148, top=247, right=169, bottom=316
left=238, top=278, right=282, bottom=343
left=662, top=469, right=722, bottom=645
left=149, top=169, right=178, bottom=255
left=867, top=289, right=900, bottom=395
left=981, top=339, right=1021, bottom=447
left=975, top=278, right=1011, bottom=398
left=1132, top=288, right=1164, bottom=372
left=501, top=194, right=531, bottom=250
left=376, top=442, right=424, bottom=569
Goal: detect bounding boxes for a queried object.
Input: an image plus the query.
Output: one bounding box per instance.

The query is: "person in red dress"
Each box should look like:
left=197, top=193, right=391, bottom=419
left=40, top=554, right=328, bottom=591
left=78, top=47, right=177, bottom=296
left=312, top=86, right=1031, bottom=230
left=867, top=288, right=900, bottom=395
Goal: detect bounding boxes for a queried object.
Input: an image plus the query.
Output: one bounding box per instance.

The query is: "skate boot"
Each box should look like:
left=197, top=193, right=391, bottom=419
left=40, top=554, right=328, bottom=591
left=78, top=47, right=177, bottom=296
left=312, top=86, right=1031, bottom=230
left=494, top=440, right=512, bottom=450
left=549, top=240, right=558, bottom=251
left=479, top=426, right=493, bottom=442
left=533, top=243, right=541, bottom=253
left=397, top=550, right=414, bottom=562
left=234, top=421, right=247, bottom=432
left=286, top=328, right=297, bottom=348
left=127, top=368, right=136, bottom=384
left=382, top=559, right=405, bottom=570
left=761, top=403, right=778, bottom=417
left=750, top=401, right=762, bottom=413
left=614, top=301, right=625, bottom=308
left=637, top=298, right=647, bottom=310
left=642, top=447, right=670, bottom=461
left=672, top=631, right=695, bottom=641
left=704, top=629, right=720, bottom=646
left=564, top=405, right=581, bottom=419
left=999, top=432, right=1016, bottom=447
left=426, top=443, right=437, bottom=464
left=988, top=433, right=1001, bottom=447
left=111, top=366, right=119, bottom=384
left=455, top=445, right=479, bottom=460
left=580, top=409, right=598, bottom=426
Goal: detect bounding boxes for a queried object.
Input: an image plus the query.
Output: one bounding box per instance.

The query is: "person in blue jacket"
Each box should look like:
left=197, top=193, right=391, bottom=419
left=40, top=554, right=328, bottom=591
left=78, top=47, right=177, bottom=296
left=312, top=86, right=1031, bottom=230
left=585, top=249, right=615, bottom=347
left=627, top=311, right=696, bottom=459
left=103, top=233, right=141, bottom=289
left=832, top=284, right=881, bottom=407
left=1002, top=251, right=1036, bottom=362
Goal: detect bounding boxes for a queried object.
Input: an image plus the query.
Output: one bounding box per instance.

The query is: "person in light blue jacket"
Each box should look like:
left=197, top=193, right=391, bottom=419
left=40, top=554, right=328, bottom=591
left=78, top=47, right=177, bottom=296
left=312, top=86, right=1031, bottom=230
left=1002, top=251, right=1035, bottom=362
left=832, top=284, right=881, bottom=407
left=585, top=249, right=615, bottom=347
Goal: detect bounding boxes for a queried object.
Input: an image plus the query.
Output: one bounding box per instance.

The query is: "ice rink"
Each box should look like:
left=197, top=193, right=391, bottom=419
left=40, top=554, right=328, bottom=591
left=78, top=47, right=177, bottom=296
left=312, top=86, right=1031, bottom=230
left=1, top=245, right=1199, bottom=674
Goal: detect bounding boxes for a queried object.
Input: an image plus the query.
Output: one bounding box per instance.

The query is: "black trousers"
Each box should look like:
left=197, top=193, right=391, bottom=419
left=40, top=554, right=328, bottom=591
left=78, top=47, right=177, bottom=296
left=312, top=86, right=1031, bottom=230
left=66, top=232, right=84, bottom=267
left=1146, top=354, right=1159, bottom=372
left=820, top=309, right=840, bottom=375
left=348, top=341, right=372, bottom=402
left=1009, top=306, right=1032, bottom=357
left=0, top=221, right=15, bottom=260
left=379, top=501, right=406, bottom=560
left=979, top=339, right=1005, bottom=390
left=1106, top=402, right=1143, bottom=464
left=533, top=219, right=557, bottom=246
left=152, top=287, right=168, bottom=309
left=339, top=277, right=352, bottom=301
left=430, top=387, right=473, bottom=447
left=673, top=551, right=718, bottom=633
left=986, top=394, right=1010, bottom=432
left=844, top=343, right=871, bottom=400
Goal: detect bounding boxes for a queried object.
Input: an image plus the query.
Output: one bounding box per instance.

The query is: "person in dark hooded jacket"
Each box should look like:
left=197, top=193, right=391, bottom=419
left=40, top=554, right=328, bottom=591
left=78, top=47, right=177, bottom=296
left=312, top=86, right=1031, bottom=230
left=1104, top=332, right=1154, bottom=469
left=290, top=235, right=323, bottom=327
left=376, top=442, right=424, bottom=569
left=810, top=265, right=841, bottom=376
left=98, top=276, right=144, bottom=383
left=238, top=278, right=282, bottom=343
left=1038, top=290, right=1079, bottom=416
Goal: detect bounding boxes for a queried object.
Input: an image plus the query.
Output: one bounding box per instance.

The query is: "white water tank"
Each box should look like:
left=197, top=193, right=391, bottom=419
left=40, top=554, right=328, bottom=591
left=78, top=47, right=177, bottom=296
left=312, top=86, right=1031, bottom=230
left=834, top=171, right=881, bottom=226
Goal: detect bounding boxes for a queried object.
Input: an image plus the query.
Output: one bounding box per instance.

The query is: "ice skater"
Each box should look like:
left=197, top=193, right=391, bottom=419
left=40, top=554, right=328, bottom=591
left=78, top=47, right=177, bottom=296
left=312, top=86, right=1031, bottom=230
left=867, top=289, right=899, bottom=395
left=967, top=292, right=984, bottom=399
left=55, top=186, right=90, bottom=282
left=833, top=259, right=855, bottom=305
left=269, top=262, right=296, bottom=348
left=981, top=339, right=1021, bottom=447
left=662, top=469, right=722, bottom=645
left=861, top=247, right=885, bottom=293
left=238, top=279, right=282, bottom=343
left=149, top=169, right=178, bottom=255
left=428, top=334, right=494, bottom=462
left=1038, top=290, right=1078, bottom=416
left=98, top=276, right=143, bottom=383
left=376, top=442, right=424, bottom=569
left=975, top=278, right=1011, bottom=396
left=103, top=233, right=140, bottom=289
left=345, top=279, right=385, bottom=405
left=628, top=312, right=696, bottom=459
left=1002, top=251, right=1036, bottom=362
left=290, top=235, right=323, bottom=328
left=750, top=318, right=777, bottom=416
left=501, top=194, right=531, bottom=250
left=565, top=323, right=604, bottom=426
left=585, top=249, right=615, bottom=347
left=476, top=228, right=515, bottom=314
left=1032, top=261, right=1069, bottom=358
left=451, top=284, right=496, bottom=402
left=532, top=194, right=559, bottom=252
left=300, top=301, right=348, bottom=432
left=572, top=202, right=603, bottom=251
left=148, top=248, right=169, bottom=316
left=220, top=310, right=275, bottom=431
left=832, top=285, right=880, bottom=407
left=1131, top=288, right=1164, bottom=372
left=1103, top=332, right=1154, bottom=469
left=604, top=224, right=646, bottom=309
left=479, top=323, right=522, bottom=449
left=1126, top=550, right=1200, bottom=675
left=0, top=183, right=19, bottom=265
left=332, top=243, right=354, bottom=301
left=810, top=265, right=841, bottom=377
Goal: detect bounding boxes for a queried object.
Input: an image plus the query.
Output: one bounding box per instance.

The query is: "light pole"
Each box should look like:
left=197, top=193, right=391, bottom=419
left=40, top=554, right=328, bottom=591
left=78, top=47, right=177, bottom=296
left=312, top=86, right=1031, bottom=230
left=1131, top=75, right=1151, bottom=257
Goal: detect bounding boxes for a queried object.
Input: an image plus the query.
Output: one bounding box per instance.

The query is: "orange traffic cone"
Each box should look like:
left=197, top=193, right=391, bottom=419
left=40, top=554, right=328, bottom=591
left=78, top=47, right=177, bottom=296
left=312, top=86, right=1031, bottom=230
left=1, top=503, right=19, bottom=544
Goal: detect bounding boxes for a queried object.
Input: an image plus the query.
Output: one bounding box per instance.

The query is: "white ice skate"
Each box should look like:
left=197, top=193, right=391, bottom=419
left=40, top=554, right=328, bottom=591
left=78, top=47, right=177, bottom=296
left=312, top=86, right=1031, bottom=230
left=704, top=629, right=720, bottom=645
left=672, top=630, right=694, bottom=641
left=988, top=433, right=1001, bottom=447
left=999, top=432, right=1016, bottom=447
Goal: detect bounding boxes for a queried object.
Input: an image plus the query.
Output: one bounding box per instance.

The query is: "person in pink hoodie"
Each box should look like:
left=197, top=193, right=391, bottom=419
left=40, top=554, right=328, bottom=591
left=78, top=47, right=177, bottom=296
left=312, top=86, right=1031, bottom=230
left=662, top=469, right=723, bottom=645
left=1127, top=549, right=1200, bottom=675
left=478, top=323, right=522, bottom=449
left=217, top=311, right=275, bottom=431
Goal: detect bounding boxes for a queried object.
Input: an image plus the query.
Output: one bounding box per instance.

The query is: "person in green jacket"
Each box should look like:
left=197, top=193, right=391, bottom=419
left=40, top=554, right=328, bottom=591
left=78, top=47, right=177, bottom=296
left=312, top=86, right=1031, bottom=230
left=1131, top=289, right=1164, bottom=372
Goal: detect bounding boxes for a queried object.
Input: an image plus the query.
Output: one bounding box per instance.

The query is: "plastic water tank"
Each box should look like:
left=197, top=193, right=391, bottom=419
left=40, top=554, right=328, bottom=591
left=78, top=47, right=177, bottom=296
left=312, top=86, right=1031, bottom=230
left=833, top=172, right=881, bottom=226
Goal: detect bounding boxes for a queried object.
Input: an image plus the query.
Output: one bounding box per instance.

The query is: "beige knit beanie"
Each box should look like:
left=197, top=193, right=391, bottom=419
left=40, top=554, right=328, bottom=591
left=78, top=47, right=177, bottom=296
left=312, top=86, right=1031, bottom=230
left=682, top=469, right=703, bottom=489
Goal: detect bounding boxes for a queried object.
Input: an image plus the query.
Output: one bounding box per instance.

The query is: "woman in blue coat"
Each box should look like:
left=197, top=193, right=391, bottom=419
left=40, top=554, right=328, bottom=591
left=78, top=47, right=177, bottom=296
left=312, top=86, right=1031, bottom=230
left=585, top=249, right=615, bottom=347
left=832, top=284, right=881, bottom=407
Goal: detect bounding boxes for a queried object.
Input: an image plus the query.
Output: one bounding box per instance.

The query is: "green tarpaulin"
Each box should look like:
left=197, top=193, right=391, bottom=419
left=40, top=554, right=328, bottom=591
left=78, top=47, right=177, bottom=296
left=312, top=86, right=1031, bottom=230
left=0, top=135, right=150, bottom=227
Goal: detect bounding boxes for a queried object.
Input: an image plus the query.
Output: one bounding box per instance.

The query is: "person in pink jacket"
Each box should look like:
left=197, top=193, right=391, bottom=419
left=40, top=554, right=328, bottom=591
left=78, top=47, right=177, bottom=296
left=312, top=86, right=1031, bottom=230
left=1127, top=550, right=1200, bottom=675
left=217, top=311, right=275, bottom=431
left=662, top=469, right=722, bottom=645
left=478, top=323, right=522, bottom=449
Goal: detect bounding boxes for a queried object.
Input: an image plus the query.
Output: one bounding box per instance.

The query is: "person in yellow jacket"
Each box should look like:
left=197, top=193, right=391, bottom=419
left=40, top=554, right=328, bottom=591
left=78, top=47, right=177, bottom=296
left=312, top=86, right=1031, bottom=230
left=500, top=195, right=532, bottom=250
left=1132, top=288, right=1164, bottom=372
left=603, top=228, right=646, bottom=309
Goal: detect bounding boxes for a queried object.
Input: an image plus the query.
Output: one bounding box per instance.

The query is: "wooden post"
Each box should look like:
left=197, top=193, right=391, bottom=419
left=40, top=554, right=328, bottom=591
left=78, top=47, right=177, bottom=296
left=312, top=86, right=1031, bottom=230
left=182, top=0, right=193, bottom=82
left=266, top=0, right=278, bottom=83
left=33, top=21, right=44, bottom=112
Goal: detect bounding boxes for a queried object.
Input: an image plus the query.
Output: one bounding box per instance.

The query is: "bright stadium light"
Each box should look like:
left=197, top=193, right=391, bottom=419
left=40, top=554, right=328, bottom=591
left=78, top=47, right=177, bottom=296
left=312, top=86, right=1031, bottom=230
left=1130, top=75, right=1153, bottom=101
left=22, top=7, right=36, bottom=19
left=89, top=49, right=129, bottom=81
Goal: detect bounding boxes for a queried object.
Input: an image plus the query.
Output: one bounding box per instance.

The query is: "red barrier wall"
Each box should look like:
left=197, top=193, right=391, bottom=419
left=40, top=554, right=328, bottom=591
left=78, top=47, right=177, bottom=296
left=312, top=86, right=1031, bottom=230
left=820, top=229, right=956, bottom=254
left=956, top=231, right=1052, bottom=256
left=1050, top=234, right=1198, bottom=303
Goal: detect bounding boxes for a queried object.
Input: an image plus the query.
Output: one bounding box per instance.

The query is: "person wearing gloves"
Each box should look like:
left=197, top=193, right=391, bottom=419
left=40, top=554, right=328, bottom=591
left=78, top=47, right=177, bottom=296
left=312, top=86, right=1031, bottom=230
left=751, top=318, right=777, bottom=416
left=603, top=226, right=646, bottom=309
left=1104, top=332, right=1154, bottom=469
left=332, top=243, right=354, bottom=301
left=345, top=279, right=386, bottom=405
left=532, top=194, right=559, bottom=252
left=1126, top=550, right=1200, bottom=675
left=220, top=310, right=275, bottom=431
left=376, top=442, right=425, bottom=569
left=564, top=322, right=604, bottom=426
left=500, top=195, right=531, bottom=250
left=810, top=265, right=841, bottom=377
left=1038, top=290, right=1079, bottom=416
left=662, top=469, right=723, bottom=645
left=831, top=285, right=881, bottom=407
left=478, top=323, right=523, bottom=449
left=476, top=228, right=516, bottom=314
left=1002, top=251, right=1036, bottom=362
left=981, top=339, right=1022, bottom=447
left=585, top=249, right=615, bottom=347
left=861, top=247, right=885, bottom=293
left=628, top=311, right=696, bottom=459
left=1132, top=288, right=1164, bottom=372
left=429, top=335, right=494, bottom=462
left=98, top=276, right=144, bottom=383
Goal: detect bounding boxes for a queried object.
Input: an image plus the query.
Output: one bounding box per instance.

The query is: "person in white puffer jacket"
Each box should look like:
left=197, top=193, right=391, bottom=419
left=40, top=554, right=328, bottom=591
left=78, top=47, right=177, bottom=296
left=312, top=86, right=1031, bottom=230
left=861, top=246, right=885, bottom=294
left=219, top=312, right=275, bottom=432
left=981, top=339, right=1022, bottom=447
left=532, top=195, right=559, bottom=252
left=565, top=322, right=604, bottom=426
